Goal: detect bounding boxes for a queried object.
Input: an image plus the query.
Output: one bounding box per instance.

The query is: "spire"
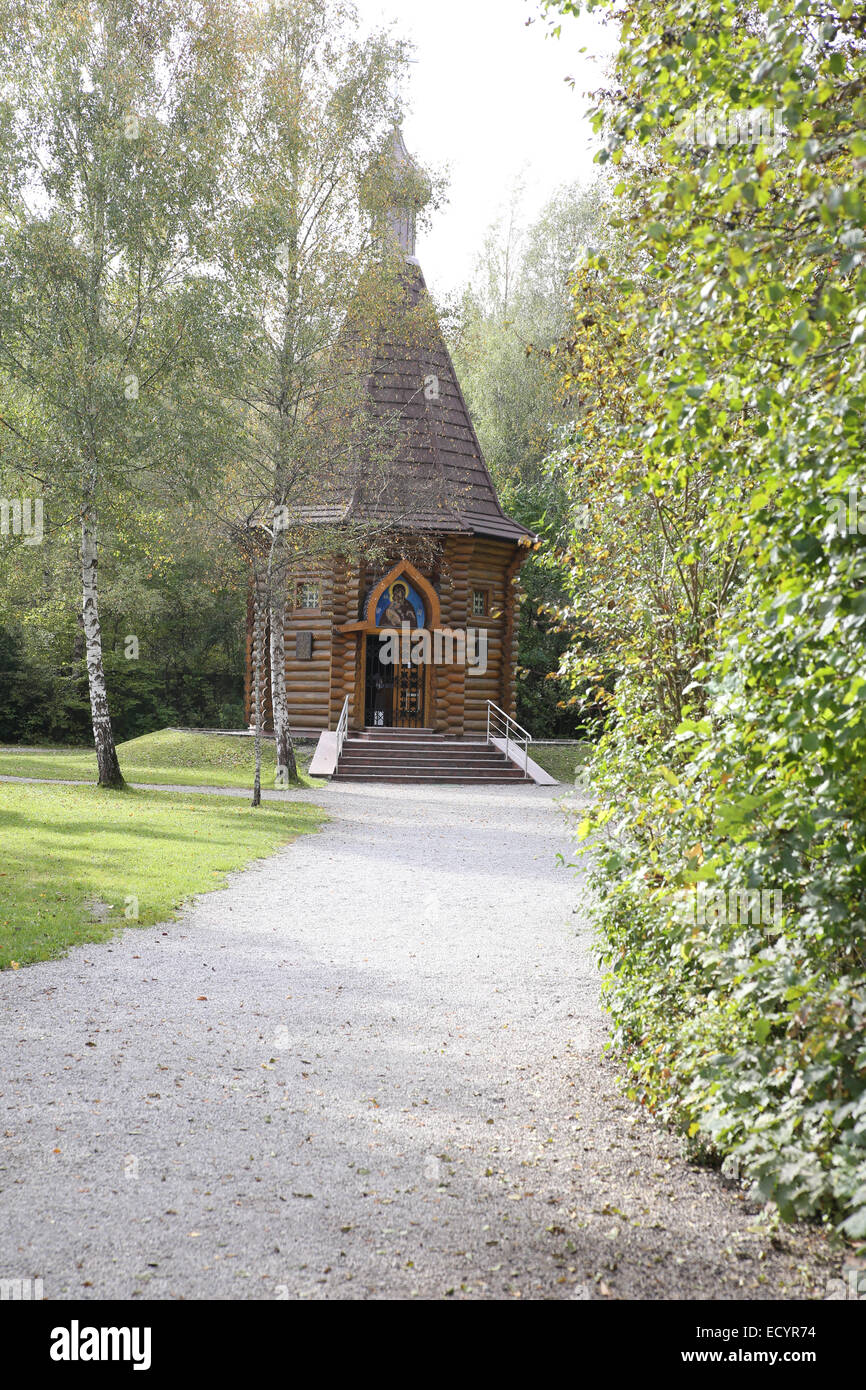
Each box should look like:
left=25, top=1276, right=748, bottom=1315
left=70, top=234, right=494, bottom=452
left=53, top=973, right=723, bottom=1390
left=386, top=126, right=420, bottom=262
left=350, top=263, right=535, bottom=543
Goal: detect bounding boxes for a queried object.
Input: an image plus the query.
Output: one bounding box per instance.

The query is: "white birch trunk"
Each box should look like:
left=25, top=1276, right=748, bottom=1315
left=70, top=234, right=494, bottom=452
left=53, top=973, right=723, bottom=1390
left=251, top=569, right=266, bottom=807
left=81, top=497, right=124, bottom=789
left=268, top=559, right=298, bottom=785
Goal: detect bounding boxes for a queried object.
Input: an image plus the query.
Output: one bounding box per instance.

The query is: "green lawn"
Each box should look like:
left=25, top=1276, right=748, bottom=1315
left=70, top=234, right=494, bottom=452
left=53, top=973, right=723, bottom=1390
left=530, top=742, right=594, bottom=784
left=0, top=728, right=320, bottom=790
left=0, top=780, right=327, bottom=970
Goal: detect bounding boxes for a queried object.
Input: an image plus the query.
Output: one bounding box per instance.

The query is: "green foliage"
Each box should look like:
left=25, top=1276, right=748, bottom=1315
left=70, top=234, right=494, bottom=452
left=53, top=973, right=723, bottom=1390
left=548, top=0, right=866, bottom=1236
left=503, top=478, right=583, bottom=738
left=0, top=0, right=243, bottom=497
left=0, top=0, right=248, bottom=783
left=451, top=182, right=617, bottom=736
left=0, top=500, right=247, bottom=743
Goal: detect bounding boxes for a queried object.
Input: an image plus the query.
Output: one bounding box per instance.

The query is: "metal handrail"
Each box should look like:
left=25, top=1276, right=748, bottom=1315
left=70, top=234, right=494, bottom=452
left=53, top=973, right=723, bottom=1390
left=335, top=695, right=350, bottom=764
left=486, top=701, right=532, bottom=779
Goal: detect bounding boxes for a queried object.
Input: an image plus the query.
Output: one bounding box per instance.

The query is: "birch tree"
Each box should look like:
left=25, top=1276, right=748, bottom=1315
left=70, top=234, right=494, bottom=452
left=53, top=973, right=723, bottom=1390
left=218, top=0, right=435, bottom=786
left=0, top=0, right=240, bottom=785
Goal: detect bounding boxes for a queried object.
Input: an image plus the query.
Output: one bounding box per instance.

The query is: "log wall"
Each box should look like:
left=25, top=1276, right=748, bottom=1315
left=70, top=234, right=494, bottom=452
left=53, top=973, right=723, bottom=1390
left=464, top=537, right=519, bottom=736
left=244, top=539, right=525, bottom=736
left=282, top=559, right=332, bottom=731
left=436, top=536, right=473, bottom=736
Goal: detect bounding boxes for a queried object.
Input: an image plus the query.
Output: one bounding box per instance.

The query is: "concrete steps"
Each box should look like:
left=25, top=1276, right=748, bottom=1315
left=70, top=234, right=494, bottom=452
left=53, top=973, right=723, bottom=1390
left=334, top=728, right=529, bottom=783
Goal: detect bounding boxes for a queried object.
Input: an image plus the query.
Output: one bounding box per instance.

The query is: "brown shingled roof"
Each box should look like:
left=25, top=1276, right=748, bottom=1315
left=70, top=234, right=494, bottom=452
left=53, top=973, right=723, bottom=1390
left=347, top=261, right=533, bottom=544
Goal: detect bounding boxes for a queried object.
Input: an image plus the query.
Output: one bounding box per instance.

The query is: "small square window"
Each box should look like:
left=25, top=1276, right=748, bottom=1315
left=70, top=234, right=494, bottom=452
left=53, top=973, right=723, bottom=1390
left=296, top=581, right=320, bottom=610
left=472, top=588, right=488, bottom=617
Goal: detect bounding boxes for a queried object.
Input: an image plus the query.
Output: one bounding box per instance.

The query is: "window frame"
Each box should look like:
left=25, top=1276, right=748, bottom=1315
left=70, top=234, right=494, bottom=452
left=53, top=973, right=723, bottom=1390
left=471, top=586, right=491, bottom=619
left=294, top=579, right=322, bottom=613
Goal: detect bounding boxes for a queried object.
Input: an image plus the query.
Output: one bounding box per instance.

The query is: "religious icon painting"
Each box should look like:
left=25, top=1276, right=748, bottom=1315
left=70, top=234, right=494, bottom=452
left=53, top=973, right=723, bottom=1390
left=375, top=579, right=425, bottom=629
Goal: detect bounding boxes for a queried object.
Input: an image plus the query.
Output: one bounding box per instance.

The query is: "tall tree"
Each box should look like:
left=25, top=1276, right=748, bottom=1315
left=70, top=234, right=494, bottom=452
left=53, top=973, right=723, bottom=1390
left=0, top=0, right=240, bottom=785
left=215, top=0, right=434, bottom=787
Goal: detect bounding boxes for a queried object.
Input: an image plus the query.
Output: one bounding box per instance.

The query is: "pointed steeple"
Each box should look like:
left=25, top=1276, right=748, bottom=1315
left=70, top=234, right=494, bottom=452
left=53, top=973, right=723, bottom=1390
left=386, top=126, right=421, bottom=262
left=358, top=260, right=534, bottom=541
left=305, top=130, right=533, bottom=545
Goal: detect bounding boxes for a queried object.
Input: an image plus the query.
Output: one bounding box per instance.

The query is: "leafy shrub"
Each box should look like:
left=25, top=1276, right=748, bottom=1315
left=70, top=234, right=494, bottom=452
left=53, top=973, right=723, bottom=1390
left=549, top=0, right=866, bottom=1236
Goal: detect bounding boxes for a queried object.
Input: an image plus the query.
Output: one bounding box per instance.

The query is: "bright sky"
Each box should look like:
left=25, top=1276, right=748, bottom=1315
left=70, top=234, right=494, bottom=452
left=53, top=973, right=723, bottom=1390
left=354, top=0, right=618, bottom=298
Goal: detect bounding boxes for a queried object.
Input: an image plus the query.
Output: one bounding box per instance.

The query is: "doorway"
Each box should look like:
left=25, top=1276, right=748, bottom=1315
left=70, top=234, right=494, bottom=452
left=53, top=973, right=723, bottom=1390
left=364, top=633, right=426, bottom=728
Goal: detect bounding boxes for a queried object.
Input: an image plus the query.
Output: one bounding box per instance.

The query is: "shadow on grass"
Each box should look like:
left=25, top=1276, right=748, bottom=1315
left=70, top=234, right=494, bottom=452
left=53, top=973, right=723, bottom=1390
left=0, top=782, right=328, bottom=970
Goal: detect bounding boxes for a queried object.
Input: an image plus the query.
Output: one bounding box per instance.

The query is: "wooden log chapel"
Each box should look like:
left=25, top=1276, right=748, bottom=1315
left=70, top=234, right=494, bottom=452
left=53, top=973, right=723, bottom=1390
left=244, top=129, right=535, bottom=747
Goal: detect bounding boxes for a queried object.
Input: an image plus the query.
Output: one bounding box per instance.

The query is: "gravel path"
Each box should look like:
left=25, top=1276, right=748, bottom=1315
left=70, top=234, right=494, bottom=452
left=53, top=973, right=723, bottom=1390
left=0, top=782, right=838, bottom=1301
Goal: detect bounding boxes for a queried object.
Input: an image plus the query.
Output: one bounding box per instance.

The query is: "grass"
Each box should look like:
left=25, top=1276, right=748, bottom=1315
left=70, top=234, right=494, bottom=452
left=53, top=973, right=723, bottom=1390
left=0, top=728, right=320, bottom=790
left=530, top=742, right=594, bottom=784
left=0, top=780, right=327, bottom=970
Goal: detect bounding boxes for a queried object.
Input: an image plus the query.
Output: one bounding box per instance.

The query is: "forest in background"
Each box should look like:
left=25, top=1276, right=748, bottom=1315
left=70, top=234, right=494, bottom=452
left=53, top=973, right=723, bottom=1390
left=0, top=503, right=247, bottom=744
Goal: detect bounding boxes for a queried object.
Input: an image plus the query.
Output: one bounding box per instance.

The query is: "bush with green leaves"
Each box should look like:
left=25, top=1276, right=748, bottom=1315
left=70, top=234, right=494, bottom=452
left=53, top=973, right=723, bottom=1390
left=548, top=0, right=866, bottom=1236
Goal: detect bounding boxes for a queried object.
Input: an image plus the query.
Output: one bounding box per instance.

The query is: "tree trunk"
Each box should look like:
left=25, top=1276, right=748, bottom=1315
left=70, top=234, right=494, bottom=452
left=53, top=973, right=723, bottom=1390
left=81, top=496, right=125, bottom=789
left=251, top=568, right=266, bottom=807
left=268, top=562, right=299, bottom=785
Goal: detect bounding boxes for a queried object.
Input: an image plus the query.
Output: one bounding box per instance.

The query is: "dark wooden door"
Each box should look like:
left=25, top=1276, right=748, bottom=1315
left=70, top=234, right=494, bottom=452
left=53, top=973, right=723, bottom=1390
left=364, top=636, right=425, bottom=728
